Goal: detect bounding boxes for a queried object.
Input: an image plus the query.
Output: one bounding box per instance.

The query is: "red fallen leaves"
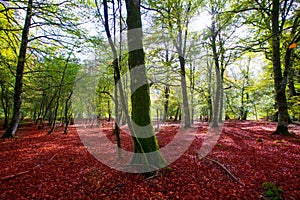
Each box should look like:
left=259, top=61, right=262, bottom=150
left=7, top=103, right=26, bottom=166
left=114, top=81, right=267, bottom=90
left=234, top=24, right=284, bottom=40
left=0, top=120, right=299, bottom=199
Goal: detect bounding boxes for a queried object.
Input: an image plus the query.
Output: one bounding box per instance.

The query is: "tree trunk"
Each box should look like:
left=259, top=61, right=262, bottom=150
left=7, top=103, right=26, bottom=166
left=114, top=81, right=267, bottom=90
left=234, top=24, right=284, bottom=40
left=162, top=85, right=170, bottom=122
left=207, top=60, right=213, bottom=122
left=218, top=79, right=224, bottom=123
left=2, top=0, right=33, bottom=138
left=107, top=100, right=111, bottom=121
left=0, top=86, right=10, bottom=130
left=271, top=0, right=290, bottom=135
left=174, top=106, right=180, bottom=121
left=39, top=90, right=58, bottom=129
left=125, top=0, right=166, bottom=174
left=179, top=56, right=191, bottom=127
left=48, top=49, right=73, bottom=135
left=64, top=91, right=73, bottom=134
left=211, top=21, right=221, bottom=127
left=102, top=0, right=122, bottom=157
left=189, top=62, right=195, bottom=125
left=286, top=16, right=299, bottom=97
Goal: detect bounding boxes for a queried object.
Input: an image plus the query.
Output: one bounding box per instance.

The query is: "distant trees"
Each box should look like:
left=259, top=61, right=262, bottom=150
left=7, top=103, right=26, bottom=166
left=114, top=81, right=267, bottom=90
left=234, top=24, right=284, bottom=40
left=0, top=0, right=83, bottom=138
left=233, top=0, right=299, bottom=135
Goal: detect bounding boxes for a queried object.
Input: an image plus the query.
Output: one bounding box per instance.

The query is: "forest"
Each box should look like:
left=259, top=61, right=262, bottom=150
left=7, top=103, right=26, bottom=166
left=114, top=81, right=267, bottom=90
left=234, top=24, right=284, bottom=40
left=0, top=0, right=300, bottom=199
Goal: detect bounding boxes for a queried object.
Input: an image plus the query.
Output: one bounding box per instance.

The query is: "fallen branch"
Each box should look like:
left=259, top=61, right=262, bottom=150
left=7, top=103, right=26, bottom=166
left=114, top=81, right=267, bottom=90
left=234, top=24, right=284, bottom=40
left=199, top=154, right=244, bottom=186
left=48, top=153, right=57, bottom=163
left=1, top=165, right=39, bottom=181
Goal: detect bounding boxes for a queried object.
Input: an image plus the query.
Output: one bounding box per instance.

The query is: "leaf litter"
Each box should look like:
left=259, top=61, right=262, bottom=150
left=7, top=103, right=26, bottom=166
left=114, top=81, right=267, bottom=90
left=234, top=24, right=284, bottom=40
left=0, top=120, right=299, bottom=199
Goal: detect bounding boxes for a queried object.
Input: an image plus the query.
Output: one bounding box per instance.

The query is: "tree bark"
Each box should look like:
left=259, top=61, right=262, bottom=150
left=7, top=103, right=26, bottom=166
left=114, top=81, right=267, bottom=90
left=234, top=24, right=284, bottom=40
left=2, top=0, right=33, bottom=138
left=125, top=0, right=166, bottom=174
left=64, top=91, right=73, bottom=134
left=0, top=85, right=10, bottom=130
left=211, top=18, right=221, bottom=128
left=163, top=85, right=170, bottom=122
left=101, top=0, right=122, bottom=157
left=271, top=0, right=290, bottom=135
left=179, top=56, right=191, bottom=127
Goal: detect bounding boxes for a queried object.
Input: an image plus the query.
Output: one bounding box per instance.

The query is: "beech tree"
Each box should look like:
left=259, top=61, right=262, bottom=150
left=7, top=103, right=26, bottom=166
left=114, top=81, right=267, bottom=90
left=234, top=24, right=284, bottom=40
left=125, top=0, right=166, bottom=173
left=1, top=0, right=33, bottom=138
left=271, top=0, right=289, bottom=135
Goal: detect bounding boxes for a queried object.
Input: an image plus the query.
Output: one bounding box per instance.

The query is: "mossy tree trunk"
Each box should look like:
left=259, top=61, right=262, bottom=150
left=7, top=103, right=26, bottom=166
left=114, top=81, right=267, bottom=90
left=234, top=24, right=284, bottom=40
left=125, top=0, right=166, bottom=172
left=271, top=0, right=290, bottom=135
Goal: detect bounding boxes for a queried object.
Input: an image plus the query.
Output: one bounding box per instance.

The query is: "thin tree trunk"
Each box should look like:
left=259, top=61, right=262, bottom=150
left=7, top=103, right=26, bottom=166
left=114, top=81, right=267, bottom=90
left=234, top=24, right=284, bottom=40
left=64, top=91, right=73, bottom=134
left=163, top=85, right=170, bottom=122
left=174, top=106, right=180, bottom=121
left=207, top=60, right=213, bottom=122
left=107, top=100, right=111, bottom=121
left=101, top=0, right=122, bottom=157
left=0, top=86, right=10, bottom=130
left=162, top=49, right=170, bottom=123
left=211, top=18, right=221, bottom=127
left=189, top=62, right=195, bottom=125
left=2, top=0, right=33, bottom=138
left=48, top=49, right=73, bottom=135
left=218, top=80, right=224, bottom=123
left=39, top=90, right=58, bottom=129
left=286, top=16, right=299, bottom=97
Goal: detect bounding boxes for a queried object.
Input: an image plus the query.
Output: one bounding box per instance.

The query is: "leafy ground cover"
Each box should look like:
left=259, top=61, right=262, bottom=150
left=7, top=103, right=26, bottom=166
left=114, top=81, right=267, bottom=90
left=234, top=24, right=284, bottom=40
left=0, top=121, right=299, bottom=199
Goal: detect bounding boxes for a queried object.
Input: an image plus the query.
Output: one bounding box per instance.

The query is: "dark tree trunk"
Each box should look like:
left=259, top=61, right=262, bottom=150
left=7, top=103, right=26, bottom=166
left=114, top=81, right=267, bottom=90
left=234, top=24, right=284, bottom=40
left=0, top=86, right=10, bottom=130
left=125, top=0, right=166, bottom=173
left=189, top=63, right=195, bottom=124
left=39, top=90, right=58, bottom=129
left=240, top=63, right=250, bottom=121
left=242, top=93, right=249, bottom=121
left=179, top=56, right=191, bottom=127
left=211, top=19, right=221, bottom=128
left=162, top=85, right=170, bottom=122
left=271, top=0, right=290, bottom=135
left=48, top=49, right=73, bottom=135
left=102, top=0, right=122, bottom=157
left=288, top=67, right=296, bottom=97
left=218, top=79, right=224, bottom=123
left=174, top=106, right=180, bottom=122
left=286, top=16, right=299, bottom=97
left=107, top=100, right=111, bottom=122
left=2, top=0, right=33, bottom=138
left=207, top=61, right=213, bottom=122
left=35, top=94, right=46, bottom=125
left=64, top=91, right=73, bottom=134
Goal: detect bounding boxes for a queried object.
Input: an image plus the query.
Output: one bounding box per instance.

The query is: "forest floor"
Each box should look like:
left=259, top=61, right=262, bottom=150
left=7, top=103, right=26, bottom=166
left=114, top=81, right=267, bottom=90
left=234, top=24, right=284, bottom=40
left=0, top=120, right=299, bottom=200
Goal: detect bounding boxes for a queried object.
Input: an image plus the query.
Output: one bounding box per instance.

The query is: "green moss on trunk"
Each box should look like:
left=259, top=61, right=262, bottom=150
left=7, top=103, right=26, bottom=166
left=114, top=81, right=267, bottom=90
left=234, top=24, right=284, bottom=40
left=125, top=0, right=166, bottom=174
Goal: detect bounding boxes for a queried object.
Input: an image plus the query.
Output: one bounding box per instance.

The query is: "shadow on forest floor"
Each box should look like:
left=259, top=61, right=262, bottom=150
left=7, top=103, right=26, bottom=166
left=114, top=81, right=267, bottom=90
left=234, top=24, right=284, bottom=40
left=0, top=120, right=299, bottom=199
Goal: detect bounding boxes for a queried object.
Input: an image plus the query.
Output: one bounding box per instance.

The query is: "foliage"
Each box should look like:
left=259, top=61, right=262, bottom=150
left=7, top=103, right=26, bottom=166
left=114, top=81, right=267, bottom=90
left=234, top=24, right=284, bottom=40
left=262, top=182, right=284, bottom=200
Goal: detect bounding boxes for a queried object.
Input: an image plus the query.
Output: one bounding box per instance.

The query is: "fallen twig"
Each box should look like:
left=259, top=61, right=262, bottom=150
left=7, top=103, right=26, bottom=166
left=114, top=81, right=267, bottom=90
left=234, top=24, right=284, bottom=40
left=1, top=165, right=40, bottom=181
left=199, top=154, right=244, bottom=186
left=48, top=153, right=57, bottom=163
